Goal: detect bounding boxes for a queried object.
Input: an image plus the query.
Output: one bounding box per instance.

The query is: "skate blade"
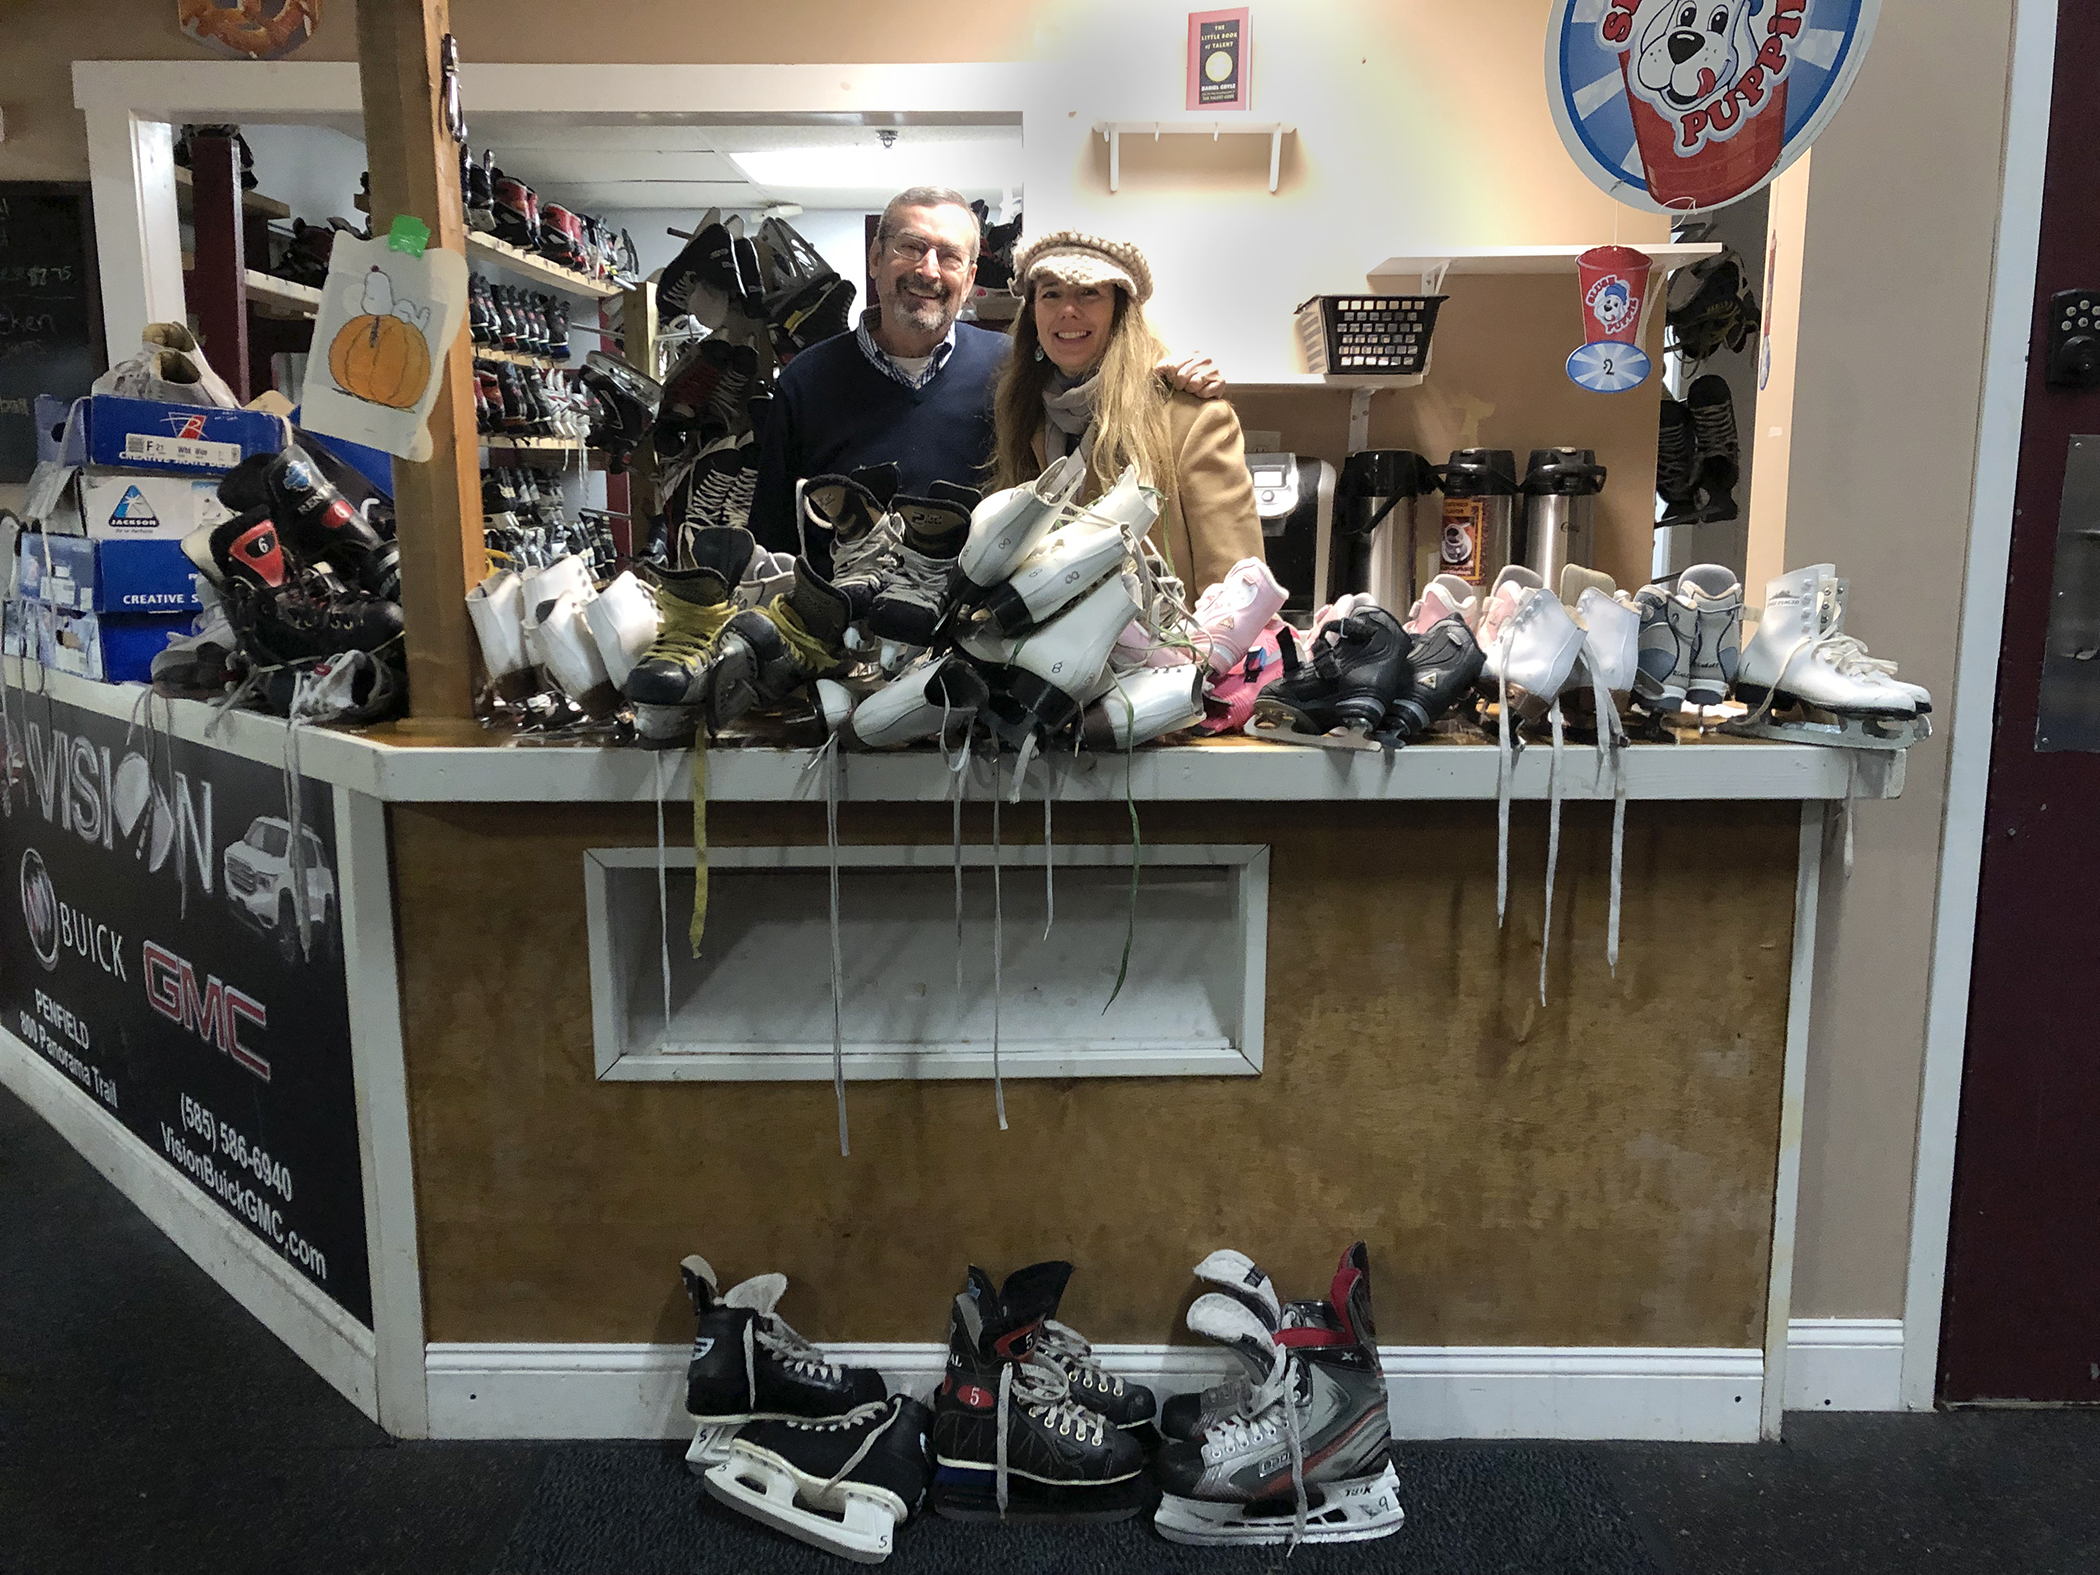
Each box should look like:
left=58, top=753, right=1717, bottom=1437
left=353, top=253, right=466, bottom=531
left=632, top=703, right=698, bottom=749
left=1242, top=714, right=1382, bottom=753
left=704, top=1447, right=902, bottom=1564
left=685, top=1420, right=742, bottom=1474
left=1719, top=710, right=1928, bottom=753
left=1154, top=1464, right=1406, bottom=1547
left=929, top=1465, right=1150, bottom=1523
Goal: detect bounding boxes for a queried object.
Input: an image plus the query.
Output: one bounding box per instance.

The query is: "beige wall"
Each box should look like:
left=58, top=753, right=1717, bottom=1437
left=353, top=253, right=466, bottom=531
left=1778, top=1, right=2017, bottom=1317
left=10, top=0, right=2026, bottom=1329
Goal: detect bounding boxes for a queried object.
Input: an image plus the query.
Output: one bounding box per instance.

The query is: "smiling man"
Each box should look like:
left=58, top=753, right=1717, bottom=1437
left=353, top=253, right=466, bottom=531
left=749, top=185, right=1220, bottom=553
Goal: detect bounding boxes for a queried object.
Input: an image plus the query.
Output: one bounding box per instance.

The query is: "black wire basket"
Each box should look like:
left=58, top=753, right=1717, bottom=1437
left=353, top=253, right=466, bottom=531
left=1294, top=294, right=1448, bottom=376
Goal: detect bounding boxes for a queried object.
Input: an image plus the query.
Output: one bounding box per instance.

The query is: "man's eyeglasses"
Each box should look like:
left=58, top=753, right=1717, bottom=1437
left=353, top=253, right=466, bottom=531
left=888, top=233, right=973, bottom=275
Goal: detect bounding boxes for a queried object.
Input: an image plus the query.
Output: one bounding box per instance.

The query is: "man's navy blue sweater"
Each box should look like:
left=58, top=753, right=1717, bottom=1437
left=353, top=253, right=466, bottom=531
left=749, top=321, right=1010, bottom=553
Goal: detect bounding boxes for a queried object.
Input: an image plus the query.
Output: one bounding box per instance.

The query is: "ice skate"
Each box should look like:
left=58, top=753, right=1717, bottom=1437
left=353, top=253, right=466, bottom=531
left=1559, top=566, right=1640, bottom=728
left=719, top=558, right=859, bottom=721
left=624, top=527, right=758, bottom=747
left=1246, top=608, right=1411, bottom=751
left=798, top=469, right=902, bottom=619
left=466, top=569, right=537, bottom=703
left=581, top=570, right=657, bottom=690
left=1014, top=1262, right=1158, bottom=1431
left=1191, top=558, right=1288, bottom=677
left=681, top=1255, right=886, bottom=1472
left=867, top=483, right=975, bottom=650
left=1081, top=662, right=1204, bottom=750
left=980, top=573, right=1141, bottom=753
left=1153, top=1242, right=1402, bottom=1548
left=1159, top=1250, right=1285, bottom=1444
left=1389, top=579, right=1486, bottom=739
left=929, top=1263, right=1149, bottom=1522
left=1723, top=564, right=1929, bottom=751
left=1674, top=564, right=1743, bottom=708
left=952, top=451, right=1087, bottom=605
left=971, top=507, right=1132, bottom=639
left=1475, top=567, right=1584, bottom=724
left=839, top=653, right=988, bottom=750
left=704, top=1394, right=933, bottom=1564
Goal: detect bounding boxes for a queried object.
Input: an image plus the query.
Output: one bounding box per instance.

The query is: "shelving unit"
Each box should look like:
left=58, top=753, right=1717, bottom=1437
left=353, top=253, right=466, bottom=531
left=1368, top=243, right=1724, bottom=293
left=173, top=166, right=291, bottom=222
left=466, top=233, right=622, bottom=300
left=475, top=346, right=569, bottom=369
left=1093, top=120, right=1297, bottom=194
left=243, top=270, right=322, bottom=319
left=482, top=434, right=609, bottom=470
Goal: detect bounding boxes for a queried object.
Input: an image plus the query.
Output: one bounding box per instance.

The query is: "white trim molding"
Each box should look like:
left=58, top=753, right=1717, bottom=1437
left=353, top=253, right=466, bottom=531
left=0, top=1026, right=380, bottom=1419
left=426, top=1341, right=1766, bottom=1445
left=1906, top=0, right=2061, bottom=1411
left=1784, top=1319, right=1906, bottom=1412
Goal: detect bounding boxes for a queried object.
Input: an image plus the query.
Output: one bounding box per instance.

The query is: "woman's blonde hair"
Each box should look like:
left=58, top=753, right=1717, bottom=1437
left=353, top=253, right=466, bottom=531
left=990, top=284, right=1178, bottom=511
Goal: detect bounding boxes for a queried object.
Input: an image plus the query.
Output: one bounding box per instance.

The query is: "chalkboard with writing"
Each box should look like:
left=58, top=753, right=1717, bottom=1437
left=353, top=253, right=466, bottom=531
left=0, top=185, right=104, bottom=483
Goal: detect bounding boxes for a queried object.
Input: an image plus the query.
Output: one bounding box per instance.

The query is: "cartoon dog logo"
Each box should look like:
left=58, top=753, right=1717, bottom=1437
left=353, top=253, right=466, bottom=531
left=1633, top=0, right=1763, bottom=111
left=1588, top=278, right=1635, bottom=337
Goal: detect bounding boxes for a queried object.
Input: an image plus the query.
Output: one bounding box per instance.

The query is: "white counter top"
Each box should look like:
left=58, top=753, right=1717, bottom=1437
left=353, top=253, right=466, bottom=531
left=5, top=663, right=1905, bottom=806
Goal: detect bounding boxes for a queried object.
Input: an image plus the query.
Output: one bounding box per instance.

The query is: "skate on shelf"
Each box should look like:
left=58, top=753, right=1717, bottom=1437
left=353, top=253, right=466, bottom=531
left=1721, top=564, right=1933, bottom=752
left=1153, top=1241, right=1405, bottom=1549
left=679, top=1254, right=886, bottom=1472
left=1244, top=600, right=1414, bottom=751
left=703, top=1394, right=934, bottom=1564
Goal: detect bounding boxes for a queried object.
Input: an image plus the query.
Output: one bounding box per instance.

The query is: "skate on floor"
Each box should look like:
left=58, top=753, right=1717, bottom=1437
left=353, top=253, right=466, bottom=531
left=1722, top=564, right=1931, bottom=752
left=680, top=1254, right=886, bottom=1471
left=1153, top=1242, right=1404, bottom=1548
left=703, top=1394, right=933, bottom=1564
left=1244, top=607, right=1412, bottom=751
left=928, top=1262, right=1150, bottom=1522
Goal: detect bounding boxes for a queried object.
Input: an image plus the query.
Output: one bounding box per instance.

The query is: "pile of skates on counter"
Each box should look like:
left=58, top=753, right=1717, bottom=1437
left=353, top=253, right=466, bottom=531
left=681, top=1241, right=1404, bottom=1562
left=468, top=445, right=1934, bottom=766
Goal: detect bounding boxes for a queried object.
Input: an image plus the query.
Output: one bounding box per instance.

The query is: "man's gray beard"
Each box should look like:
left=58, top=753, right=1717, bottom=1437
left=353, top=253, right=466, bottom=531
left=887, top=284, right=954, bottom=335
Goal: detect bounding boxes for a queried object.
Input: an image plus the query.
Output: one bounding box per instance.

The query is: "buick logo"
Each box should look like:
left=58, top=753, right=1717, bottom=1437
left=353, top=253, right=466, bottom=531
left=20, top=848, right=58, bottom=972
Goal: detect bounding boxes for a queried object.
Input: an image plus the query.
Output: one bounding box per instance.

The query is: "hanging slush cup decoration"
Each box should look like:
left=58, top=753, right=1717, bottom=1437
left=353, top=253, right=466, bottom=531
left=1545, top=0, right=1880, bottom=215
left=178, top=0, right=322, bottom=61
left=1568, top=245, right=1655, bottom=394
left=300, top=216, right=468, bottom=462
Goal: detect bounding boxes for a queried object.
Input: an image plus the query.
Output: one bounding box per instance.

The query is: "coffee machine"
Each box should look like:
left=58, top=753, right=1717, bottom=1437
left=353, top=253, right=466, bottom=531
left=1246, top=451, right=1336, bottom=612
left=1436, top=448, right=1521, bottom=590
left=1332, top=450, right=1442, bottom=612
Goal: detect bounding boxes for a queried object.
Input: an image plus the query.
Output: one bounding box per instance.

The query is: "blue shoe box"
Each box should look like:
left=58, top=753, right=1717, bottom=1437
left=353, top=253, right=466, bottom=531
left=17, top=533, right=202, bottom=615
left=34, top=605, right=190, bottom=685
left=58, top=394, right=283, bottom=476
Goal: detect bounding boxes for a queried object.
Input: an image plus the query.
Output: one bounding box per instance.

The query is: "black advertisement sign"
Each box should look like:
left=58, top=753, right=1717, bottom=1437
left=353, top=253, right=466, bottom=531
left=0, top=685, right=372, bottom=1327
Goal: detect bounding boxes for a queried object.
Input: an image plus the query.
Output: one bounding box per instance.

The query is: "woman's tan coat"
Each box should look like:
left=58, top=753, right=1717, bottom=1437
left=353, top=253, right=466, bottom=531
left=1030, top=389, right=1266, bottom=595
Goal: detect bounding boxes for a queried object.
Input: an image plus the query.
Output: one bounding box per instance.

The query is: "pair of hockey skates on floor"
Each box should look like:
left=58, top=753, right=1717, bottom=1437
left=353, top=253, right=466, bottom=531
left=680, top=1255, right=931, bottom=1564
left=1244, top=574, right=1489, bottom=751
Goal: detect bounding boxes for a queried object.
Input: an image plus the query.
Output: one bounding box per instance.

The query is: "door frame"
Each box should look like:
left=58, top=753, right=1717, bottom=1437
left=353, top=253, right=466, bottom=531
left=1901, top=0, right=2061, bottom=1409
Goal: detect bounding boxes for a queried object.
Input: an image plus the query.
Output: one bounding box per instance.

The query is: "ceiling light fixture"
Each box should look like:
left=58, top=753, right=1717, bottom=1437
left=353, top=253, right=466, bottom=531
left=728, top=138, right=1021, bottom=192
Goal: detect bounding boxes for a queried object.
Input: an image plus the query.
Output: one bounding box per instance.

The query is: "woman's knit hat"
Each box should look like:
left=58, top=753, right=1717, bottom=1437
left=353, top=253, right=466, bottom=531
left=1010, top=230, right=1154, bottom=306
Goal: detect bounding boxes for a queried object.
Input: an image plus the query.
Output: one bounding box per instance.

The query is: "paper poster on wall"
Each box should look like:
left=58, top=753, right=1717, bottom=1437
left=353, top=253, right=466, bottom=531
left=178, top=0, right=322, bottom=60
left=1187, top=9, right=1251, bottom=112
left=298, top=219, right=466, bottom=463
left=0, top=685, right=372, bottom=1327
left=1546, top=0, right=1880, bottom=214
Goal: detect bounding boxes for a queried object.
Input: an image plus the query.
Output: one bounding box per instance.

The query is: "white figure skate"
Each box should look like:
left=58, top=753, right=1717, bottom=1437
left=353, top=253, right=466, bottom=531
left=466, top=569, right=536, bottom=701
left=1724, top=564, right=1929, bottom=751
left=1081, top=662, right=1204, bottom=749
left=1153, top=1243, right=1403, bottom=1548
left=704, top=1394, right=933, bottom=1564
left=1559, top=567, right=1640, bottom=973
left=582, top=570, right=658, bottom=689
left=838, top=653, right=988, bottom=750
left=953, top=450, right=1087, bottom=602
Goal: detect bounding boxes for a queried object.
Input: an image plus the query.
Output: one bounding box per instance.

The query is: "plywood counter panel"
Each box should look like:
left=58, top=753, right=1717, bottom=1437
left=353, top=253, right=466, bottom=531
left=392, top=799, right=1796, bottom=1352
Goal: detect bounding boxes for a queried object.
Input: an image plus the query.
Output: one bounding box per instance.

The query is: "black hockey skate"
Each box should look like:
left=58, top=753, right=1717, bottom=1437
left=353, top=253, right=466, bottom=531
left=1387, top=605, right=1485, bottom=740
left=1246, top=611, right=1412, bottom=751
left=929, top=1262, right=1149, bottom=1522
left=680, top=1254, right=887, bottom=1472
left=704, top=1394, right=933, bottom=1564
left=218, top=446, right=401, bottom=602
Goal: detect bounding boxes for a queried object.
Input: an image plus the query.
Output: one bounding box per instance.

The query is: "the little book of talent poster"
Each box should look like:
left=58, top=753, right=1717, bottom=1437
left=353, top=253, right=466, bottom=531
left=1188, top=8, right=1251, bottom=111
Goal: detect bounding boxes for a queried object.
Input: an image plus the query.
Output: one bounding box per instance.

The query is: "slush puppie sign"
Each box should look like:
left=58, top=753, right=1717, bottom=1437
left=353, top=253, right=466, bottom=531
left=1546, top=0, right=1881, bottom=213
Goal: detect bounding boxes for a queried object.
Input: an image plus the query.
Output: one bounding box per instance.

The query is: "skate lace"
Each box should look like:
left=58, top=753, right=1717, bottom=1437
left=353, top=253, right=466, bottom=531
left=1200, top=1359, right=1310, bottom=1546
left=1035, top=1319, right=1125, bottom=1396
left=751, top=1311, right=845, bottom=1382
left=833, top=514, right=902, bottom=584
left=647, top=601, right=735, bottom=666
left=995, top=1358, right=1102, bottom=1516
left=883, top=542, right=952, bottom=600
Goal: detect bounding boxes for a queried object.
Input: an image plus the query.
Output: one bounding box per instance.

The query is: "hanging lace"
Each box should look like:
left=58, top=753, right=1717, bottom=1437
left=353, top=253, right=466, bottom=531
left=653, top=752, right=672, bottom=1038
left=1586, top=652, right=1629, bottom=973
left=994, top=1359, right=1102, bottom=1518
left=1539, top=700, right=1565, bottom=1005
left=989, top=745, right=1007, bottom=1132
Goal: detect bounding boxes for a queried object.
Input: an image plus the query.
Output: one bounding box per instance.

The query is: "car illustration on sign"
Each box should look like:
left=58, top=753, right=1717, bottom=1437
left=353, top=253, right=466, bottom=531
left=223, top=816, right=337, bottom=962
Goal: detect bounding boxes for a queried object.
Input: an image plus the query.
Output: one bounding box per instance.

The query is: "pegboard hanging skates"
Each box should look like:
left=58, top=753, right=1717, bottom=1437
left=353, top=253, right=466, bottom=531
left=1153, top=1242, right=1404, bottom=1548
left=1723, top=565, right=1931, bottom=751
left=703, top=1395, right=934, bottom=1564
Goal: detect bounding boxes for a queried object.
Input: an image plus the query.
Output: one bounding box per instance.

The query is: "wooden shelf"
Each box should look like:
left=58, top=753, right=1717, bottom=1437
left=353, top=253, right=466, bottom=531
left=1368, top=244, right=1724, bottom=286
left=243, top=270, right=322, bottom=318
left=475, top=346, right=569, bottom=369
left=482, top=435, right=608, bottom=468
left=173, top=166, right=293, bottom=222
left=467, top=233, right=621, bottom=300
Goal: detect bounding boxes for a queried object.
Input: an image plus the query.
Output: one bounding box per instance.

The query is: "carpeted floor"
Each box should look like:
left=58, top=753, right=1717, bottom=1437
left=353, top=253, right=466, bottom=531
left=3, top=1080, right=2094, bottom=1575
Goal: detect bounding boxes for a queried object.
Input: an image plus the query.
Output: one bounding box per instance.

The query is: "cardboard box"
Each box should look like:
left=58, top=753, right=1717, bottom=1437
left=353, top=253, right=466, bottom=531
left=37, top=607, right=189, bottom=684
left=17, top=533, right=202, bottom=615
left=73, top=468, right=232, bottom=542
left=58, top=394, right=282, bottom=476
left=34, top=394, right=70, bottom=467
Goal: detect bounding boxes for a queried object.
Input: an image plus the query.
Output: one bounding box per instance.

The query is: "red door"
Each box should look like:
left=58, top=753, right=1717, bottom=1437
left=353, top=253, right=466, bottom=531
left=1940, top=2, right=2100, bottom=1404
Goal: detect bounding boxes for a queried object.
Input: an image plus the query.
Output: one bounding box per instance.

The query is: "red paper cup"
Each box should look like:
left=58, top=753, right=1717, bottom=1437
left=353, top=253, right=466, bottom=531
left=1618, top=57, right=1788, bottom=212
left=1577, top=245, right=1652, bottom=346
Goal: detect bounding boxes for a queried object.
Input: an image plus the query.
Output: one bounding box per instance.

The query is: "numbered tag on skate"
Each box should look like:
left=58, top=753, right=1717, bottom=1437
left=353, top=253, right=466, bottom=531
left=1567, top=340, right=1652, bottom=394
left=685, top=1420, right=742, bottom=1473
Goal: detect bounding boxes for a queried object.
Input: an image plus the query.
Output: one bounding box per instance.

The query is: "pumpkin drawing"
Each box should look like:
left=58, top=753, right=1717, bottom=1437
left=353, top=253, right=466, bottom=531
left=329, top=268, right=433, bottom=409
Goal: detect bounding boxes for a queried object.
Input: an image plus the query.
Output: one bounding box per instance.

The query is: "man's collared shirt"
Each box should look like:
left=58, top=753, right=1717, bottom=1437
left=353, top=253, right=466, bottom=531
left=855, top=308, right=957, bottom=391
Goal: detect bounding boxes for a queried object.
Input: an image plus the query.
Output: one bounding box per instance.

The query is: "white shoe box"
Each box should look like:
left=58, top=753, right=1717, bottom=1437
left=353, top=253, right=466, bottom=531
left=58, top=468, right=234, bottom=542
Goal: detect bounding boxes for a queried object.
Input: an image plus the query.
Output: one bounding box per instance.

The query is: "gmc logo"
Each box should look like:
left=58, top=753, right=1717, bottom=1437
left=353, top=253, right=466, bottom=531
left=142, top=940, right=270, bottom=1082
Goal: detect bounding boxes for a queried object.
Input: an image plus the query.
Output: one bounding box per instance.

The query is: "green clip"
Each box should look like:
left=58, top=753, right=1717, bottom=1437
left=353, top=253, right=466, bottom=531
left=386, top=214, right=431, bottom=257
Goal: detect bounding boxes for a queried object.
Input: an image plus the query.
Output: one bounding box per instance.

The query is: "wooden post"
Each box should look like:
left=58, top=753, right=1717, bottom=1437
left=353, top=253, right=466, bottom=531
left=620, top=280, right=659, bottom=558
left=356, top=0, right=483, bottom=721
left=187, top=134, right=250, bottom=404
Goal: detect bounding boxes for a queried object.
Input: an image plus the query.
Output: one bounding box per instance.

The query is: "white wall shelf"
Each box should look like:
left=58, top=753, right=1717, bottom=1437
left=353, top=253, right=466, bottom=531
left=243, top=269, right=321, bottom=318
left=1369, top=243, right=1723, bottom=294
left=1093, top=120, right=1297, bottom=194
